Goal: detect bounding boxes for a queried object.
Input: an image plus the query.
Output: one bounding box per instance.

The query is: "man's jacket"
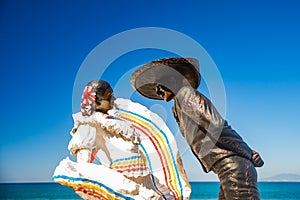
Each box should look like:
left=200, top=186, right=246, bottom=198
left=173, top=86, right=256, bottom=172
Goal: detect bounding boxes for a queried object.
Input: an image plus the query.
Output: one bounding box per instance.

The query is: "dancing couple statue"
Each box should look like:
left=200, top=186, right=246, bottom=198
left=54, top=57, right=264, bottom=200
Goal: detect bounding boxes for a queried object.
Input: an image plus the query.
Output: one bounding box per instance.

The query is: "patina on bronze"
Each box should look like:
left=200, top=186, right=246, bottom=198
left=131, top=57, right=264, bottom=200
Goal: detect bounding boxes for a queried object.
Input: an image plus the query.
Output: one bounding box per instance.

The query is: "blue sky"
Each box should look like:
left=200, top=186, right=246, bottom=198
left=0, top=0, right=300, bottom=182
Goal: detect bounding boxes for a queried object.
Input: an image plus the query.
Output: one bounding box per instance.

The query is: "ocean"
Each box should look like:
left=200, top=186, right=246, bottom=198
left=0, top=182, right=300, bottom=199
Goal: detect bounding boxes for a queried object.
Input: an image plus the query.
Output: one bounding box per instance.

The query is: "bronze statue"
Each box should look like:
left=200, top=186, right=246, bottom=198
left=131, top=57, right=264, bottom=200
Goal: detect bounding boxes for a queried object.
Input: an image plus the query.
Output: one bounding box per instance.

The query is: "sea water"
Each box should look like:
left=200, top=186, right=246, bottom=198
left=190, top=182, right=300, bottom=200
left=0, top=183, right=79, bottom=200
left=0, top=182, right=300, bottom=199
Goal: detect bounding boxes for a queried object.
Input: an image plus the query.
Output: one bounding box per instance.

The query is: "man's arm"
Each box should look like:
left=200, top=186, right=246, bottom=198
left=176, top=86, right=225, bottom=136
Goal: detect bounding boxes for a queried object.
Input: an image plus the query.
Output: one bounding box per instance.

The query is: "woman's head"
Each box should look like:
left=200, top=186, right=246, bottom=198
left=80, top=80, right=114, bottom=116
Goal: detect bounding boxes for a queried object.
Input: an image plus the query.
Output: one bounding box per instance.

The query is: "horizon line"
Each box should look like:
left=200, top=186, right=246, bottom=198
left=1, top=180, right=300, bottom=184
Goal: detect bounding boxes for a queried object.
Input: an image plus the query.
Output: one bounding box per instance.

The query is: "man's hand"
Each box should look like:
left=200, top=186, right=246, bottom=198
left=251, top=150, right=264, bottom=167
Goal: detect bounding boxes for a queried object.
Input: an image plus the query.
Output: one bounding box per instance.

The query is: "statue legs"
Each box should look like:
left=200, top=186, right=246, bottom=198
left=212, top=155, right=260, bottom=200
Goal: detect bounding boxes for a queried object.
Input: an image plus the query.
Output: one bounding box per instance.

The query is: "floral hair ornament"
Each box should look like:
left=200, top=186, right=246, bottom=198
left=80, top=85, right=96, bottom=116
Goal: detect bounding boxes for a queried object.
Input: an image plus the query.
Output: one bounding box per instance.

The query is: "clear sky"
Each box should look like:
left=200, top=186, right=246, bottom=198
left=0, top=0, right=300, bottom=182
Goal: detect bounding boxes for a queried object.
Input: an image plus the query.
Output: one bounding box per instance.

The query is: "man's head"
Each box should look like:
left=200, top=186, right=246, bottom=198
left=155, top=84, right=175, bottom=102
left=154, top=76, right=181, bottom=102
left=80, top=80, right=114, bottom=116
left=131, top=57, right=200, bottom=101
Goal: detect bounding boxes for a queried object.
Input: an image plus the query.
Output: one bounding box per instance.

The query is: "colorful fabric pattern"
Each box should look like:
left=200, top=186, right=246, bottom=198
left=52, top=158, right=160, bottom=199
left=53, top=175, right=133, bottom=200
left=112, top=98, right=189, bottom=199
left=110, top=155, right=149, bottom=177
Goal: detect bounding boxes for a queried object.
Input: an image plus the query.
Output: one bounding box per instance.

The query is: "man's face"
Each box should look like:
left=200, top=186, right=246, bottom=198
left=155, top=84, right=175, bottom=102
left=95, top=88, right=114, bottom=114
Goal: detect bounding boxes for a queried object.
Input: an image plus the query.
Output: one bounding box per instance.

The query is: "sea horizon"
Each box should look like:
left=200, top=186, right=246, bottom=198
left=1, top=180, right=300, bottom=183
left=1, top=181, right=300, bottom=199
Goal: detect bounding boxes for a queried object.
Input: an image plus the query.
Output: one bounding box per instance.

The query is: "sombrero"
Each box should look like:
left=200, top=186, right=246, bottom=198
left=130, top=57, right=200, bottom=100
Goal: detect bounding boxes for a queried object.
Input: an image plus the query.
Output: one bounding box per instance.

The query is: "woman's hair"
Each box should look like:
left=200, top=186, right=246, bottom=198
left=87, top=80, right=113, bottom=103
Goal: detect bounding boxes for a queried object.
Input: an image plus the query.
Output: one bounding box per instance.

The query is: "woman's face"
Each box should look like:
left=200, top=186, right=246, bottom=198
left=95, top=88, right=114, bottom=114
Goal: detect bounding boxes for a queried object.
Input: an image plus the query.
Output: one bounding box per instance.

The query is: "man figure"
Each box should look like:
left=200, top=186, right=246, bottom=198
left=131, top=57, right=264, bottom=200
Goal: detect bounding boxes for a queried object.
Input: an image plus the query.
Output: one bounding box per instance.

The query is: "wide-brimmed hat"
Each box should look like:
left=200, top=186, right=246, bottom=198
left=130, top=57, right=200, bottom=100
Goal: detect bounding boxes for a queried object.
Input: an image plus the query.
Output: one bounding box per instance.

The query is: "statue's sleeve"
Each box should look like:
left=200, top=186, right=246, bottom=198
left=177, top=86, right=225, bottom=134
left=68, top=124, right=97, bottom=156
left=177, top=87, right=253, bottom=160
